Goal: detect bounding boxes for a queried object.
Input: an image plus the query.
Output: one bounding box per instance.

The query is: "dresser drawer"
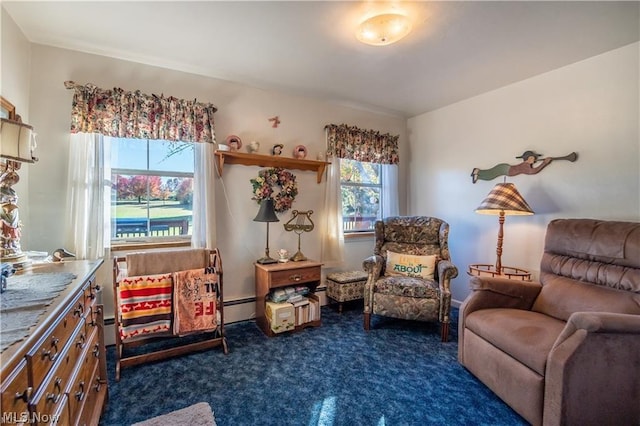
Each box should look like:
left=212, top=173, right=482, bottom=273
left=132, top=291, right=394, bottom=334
left=48, top=394, right=70, bottom=426
left=0, top=358, right=31, bottom=420
left=29, top=332, right=83, bottom=419
left=67, top=328, right=100, bottom=422
left=77, top=365, right=106, bottom=426
left=76, top=336, right=107, bottom=426
left=82, top=276, right=100, bottom=312
left=27, top=298, right=85, bottom=387
left=84, top=304, right=103, bottom=334
left=270, top=266, right=321, bottom=287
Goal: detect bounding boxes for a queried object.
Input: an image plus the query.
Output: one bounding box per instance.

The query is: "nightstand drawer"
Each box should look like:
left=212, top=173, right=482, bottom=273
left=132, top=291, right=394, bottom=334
left=270, top=266, right=321, bottom=287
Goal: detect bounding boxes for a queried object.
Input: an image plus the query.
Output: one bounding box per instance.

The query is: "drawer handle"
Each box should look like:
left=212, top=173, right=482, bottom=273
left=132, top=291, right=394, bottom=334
left=14, top=386, right=33, bottom=403
left=41, top=337, right=60, bottom=362
left=75, top=381, right=85, bottom=401
left=289, top=274, right=302, bottom=282
left=73, top=303, right=84, bottom=317
left=94, top=377, right=104, bottom=393
left=92, top=344, right=100, bottom=358
left=90, top=306, right=103, bottom=327
left=90, top=284, right=101, bottom=299
left=46, top=378, right=62, bottom=404
left=76, top=332, right=87, bottom=349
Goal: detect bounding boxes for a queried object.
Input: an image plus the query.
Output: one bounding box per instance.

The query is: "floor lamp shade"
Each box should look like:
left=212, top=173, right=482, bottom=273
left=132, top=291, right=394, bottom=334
left=254, top=198, right=279, bottom=264
left=475, top=183, right=533, bottom=274
left=475, top=183, right=533, bottom=216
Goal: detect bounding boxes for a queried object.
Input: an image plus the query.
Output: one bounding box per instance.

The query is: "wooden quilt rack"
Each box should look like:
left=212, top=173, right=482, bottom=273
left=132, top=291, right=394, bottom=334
left=112, top=248, right=228, bottom=381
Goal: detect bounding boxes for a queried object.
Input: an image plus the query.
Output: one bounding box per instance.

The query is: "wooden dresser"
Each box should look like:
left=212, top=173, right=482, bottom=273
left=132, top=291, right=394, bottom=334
left=1, top=260, right=108, bottom=425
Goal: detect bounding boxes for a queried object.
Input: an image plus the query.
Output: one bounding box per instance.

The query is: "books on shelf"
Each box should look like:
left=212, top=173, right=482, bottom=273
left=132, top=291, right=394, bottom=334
left=293, top=295, right=320, bottom=326
left=267, top=294, right=321, bottom=330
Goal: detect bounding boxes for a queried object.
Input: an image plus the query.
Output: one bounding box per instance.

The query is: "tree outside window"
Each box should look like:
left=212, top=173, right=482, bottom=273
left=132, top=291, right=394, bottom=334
left=340, top=159, right=381, bottom=233
left=109, top=137, right=194, bottom=240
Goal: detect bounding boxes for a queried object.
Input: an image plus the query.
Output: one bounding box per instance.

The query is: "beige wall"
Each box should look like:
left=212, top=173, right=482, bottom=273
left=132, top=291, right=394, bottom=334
left=408, top=42, right=640, bottom=304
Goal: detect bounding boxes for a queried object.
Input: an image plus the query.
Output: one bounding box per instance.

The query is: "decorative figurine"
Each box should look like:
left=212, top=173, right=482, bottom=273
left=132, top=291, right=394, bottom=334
left=52, top=248, right=76, bottom=262
left=248, top=141, right=260, bottom=154
left=277, top=249, right=289, bottom=263
left=1, top=262, right=15, bottom=293
left=272, top=144, right=284, bottom=156
left=225, top=135, right=242, bottom=152
left=268, top=116, right=281, bottom=128
left=471, top=150, right=577, bottom=183
left=293, top=145, right=307, bottom=159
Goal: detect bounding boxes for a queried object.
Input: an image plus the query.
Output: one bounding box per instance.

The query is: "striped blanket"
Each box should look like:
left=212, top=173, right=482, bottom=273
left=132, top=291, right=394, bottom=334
left=119, top=273, right=173, bottom=341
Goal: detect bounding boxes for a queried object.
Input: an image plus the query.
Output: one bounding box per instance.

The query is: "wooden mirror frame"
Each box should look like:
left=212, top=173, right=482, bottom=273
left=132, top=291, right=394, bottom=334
left=1, top=97, right=16, bottom=120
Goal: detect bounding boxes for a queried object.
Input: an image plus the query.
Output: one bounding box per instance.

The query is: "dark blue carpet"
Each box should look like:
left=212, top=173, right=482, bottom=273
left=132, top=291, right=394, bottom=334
left=99, top=306, right=527, bottom=425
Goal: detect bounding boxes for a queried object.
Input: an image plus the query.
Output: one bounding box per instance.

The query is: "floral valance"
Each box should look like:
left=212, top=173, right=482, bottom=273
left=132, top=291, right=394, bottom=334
left=325, top=124, right=399, bottom=165
left=64, top=81, right=217, bottom=143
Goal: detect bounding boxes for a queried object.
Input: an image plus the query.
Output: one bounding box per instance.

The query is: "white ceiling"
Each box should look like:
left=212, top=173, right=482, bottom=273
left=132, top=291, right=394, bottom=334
left=3, top=1, right=639, bottom=117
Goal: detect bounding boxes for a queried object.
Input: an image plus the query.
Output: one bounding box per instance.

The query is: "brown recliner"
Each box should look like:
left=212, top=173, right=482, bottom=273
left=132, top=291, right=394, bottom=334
left=458, top=218, right=640, bottom=425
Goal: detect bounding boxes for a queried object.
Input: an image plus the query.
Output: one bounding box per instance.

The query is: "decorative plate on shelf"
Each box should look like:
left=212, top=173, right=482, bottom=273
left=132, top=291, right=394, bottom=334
left=225, top=135, right=242, bottom=151
left=293, top=145, right=307, bottom=159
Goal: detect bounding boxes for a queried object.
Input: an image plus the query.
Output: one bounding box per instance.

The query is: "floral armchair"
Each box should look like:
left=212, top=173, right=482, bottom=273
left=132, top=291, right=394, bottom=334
left=363, top=216, right=458, bottom=341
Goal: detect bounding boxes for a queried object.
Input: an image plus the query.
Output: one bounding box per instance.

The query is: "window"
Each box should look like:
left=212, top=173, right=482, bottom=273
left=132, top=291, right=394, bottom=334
left=109, top=137, right=194, bottom=241
left=340, top=158, right=381, bottom=233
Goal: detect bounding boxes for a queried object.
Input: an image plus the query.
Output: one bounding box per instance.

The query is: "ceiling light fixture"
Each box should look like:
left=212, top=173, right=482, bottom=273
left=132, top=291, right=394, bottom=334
left=356, top=13, right=412, bottom=46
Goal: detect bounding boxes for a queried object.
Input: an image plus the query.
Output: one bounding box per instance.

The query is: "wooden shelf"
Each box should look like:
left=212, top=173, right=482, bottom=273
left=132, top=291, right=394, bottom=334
left=214, top=151, right=329, bottom=183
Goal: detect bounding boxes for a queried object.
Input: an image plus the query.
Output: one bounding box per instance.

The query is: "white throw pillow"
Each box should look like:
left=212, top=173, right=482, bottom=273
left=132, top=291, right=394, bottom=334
left=385, top=251, right=436, bottom=280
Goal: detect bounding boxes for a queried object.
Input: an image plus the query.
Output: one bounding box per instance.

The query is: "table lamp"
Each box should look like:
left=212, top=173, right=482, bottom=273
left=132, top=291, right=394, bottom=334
left=254, top=198, right=279, bottom=264
left=283, top=210, right=314, bottom=262
left=475, top=182, right=533, bottom=274
left=1, top=115, right=37, bottom=267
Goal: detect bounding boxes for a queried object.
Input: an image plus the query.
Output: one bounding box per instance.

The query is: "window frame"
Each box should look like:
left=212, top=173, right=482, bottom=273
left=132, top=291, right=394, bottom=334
left=109, top=137, right=195, bottom=245
left=340, top=158, right=383, bottom=235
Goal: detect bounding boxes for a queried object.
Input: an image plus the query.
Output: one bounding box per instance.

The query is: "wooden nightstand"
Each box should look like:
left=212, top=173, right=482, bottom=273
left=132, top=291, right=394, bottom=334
left=255, top=260, right=322, bottom=337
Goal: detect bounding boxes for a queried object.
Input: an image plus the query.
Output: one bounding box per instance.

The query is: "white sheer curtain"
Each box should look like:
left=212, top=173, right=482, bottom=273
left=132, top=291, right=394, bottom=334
left=381, top=163, right=399, bottom=218
left=191, top=141, right=217, bottom=248
left=320, top=155, right=345, bottom=266
left=66, top=133, right=109, bottom=260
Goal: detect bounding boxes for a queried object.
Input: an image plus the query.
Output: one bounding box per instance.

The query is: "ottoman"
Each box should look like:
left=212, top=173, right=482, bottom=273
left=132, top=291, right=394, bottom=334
left=326, top=270, right=368, bottom=313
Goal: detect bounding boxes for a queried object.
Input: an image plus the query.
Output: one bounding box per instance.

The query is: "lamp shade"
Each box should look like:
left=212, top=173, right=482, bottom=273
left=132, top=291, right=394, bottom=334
left=253, top=198, right=279, bottom=223
left=356, top=13, right=412, bottom=46
left=0, top=118, right=36, bottom=163
left=475, top=183, right=534, bottom=216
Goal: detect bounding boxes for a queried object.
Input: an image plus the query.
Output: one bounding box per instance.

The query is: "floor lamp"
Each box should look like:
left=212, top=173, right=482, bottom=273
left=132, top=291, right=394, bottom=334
left=254, top=198, right=279, bottom=264
left=475, top=182, right=533, bottom=274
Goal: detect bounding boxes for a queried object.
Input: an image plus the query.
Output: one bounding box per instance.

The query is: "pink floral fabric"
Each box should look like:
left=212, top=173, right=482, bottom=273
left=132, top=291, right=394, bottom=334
left=64, top=81, right=217, bottom=143
left=325, top=123, right=399, bottom=165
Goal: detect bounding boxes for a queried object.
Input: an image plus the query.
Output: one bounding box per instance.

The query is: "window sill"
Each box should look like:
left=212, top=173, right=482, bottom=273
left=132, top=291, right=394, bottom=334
left=344, top=231, right=374, bottom=240
left=110, top=239, right=191, bottom=253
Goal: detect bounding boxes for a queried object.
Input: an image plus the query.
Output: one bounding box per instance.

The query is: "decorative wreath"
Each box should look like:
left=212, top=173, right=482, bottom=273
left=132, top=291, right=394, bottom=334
left=250, top=167, right=298, bottom=213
